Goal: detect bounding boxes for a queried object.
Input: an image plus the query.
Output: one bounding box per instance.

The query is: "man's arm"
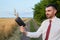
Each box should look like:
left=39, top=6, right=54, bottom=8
left=20, top=22, right=44, bottom=38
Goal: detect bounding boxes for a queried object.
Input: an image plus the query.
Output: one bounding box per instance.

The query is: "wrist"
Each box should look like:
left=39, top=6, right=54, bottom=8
left=22, top=31, right=27, bottom=35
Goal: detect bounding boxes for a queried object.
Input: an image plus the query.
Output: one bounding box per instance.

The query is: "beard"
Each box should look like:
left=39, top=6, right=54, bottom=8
left=46, top=14, right=53, bottom=19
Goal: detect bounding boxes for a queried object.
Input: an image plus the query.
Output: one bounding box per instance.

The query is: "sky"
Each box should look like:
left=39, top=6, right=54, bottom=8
left=0, top=0, right=40, bottom=18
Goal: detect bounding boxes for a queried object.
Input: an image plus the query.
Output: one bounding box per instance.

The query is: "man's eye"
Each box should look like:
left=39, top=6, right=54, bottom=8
left=48, top=10, right=51, bottom=12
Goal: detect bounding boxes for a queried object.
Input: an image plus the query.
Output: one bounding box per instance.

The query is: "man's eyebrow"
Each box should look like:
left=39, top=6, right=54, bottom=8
left=46, top=9, right=51, bottom=11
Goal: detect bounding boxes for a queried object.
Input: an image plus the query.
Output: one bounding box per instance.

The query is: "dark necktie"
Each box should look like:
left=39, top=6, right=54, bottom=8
left=45, top=20, right=52, bottom=40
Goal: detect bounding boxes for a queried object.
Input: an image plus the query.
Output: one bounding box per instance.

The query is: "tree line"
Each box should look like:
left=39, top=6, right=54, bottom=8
left=33, top=0, right=60, bottom=25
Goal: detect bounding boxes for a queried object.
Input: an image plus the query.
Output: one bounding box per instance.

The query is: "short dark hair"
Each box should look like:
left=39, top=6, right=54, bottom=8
left=46, top=4, right=57, bottom=10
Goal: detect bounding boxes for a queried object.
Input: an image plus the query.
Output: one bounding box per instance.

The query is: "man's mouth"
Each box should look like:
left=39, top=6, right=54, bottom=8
left=46, top=14, right=50, bottom=16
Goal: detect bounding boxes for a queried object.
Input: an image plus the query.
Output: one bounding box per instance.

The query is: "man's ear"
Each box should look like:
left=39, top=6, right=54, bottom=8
left=54, top=10, right=57, bottom=15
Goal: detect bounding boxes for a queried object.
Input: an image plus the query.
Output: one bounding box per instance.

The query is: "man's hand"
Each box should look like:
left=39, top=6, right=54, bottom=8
left=20, top=26, right=27, bottom=35
left=20, top=26, right=25, bottom=33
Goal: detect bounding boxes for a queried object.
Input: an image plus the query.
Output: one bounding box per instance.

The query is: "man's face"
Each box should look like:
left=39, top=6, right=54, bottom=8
left=45, top=6, right=57, bottom=19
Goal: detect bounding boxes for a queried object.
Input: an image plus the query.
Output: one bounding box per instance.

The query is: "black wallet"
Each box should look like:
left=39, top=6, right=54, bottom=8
left=15, top=17, right=26, bottom=27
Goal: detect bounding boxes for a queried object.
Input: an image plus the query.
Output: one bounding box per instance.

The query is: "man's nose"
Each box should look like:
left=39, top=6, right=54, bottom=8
left=46, top=12, right=48, bottom=14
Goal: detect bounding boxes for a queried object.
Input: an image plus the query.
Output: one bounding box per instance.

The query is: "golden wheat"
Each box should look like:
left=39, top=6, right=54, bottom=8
left=0, top=18, right=28, bottom=40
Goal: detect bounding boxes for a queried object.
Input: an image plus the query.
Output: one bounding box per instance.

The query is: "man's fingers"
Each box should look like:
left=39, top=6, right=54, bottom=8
left=20, top=26, right=25, bottom=32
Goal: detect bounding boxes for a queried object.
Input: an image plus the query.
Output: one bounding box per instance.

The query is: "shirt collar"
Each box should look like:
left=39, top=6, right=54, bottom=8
left=48, top=16, right=57, bottom=21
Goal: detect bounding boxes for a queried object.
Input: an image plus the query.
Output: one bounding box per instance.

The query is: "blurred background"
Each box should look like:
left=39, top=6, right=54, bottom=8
left=0, top=0, right=60, bottom=40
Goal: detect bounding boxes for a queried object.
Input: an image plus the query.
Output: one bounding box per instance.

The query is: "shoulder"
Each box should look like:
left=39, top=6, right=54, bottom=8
left=55, top=17, right=60, bottom=25
left=57, top=18, right=60, bottom=20
left=56, top=17, right=60, bottom=22
left=41, top=19, right=48, bottom=25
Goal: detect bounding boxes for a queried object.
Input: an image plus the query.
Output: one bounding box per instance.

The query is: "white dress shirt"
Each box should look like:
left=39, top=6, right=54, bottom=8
left=26, top=16, right=60, bottom=40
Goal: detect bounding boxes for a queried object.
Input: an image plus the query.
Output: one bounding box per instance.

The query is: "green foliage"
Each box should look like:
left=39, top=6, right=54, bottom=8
left=33, top=0, right=60, bottom=25
left=30, top=21, right=40, bottom=40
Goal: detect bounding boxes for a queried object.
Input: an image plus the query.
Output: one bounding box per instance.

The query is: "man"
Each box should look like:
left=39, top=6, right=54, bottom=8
left=20, top=4, right=60, bottom=40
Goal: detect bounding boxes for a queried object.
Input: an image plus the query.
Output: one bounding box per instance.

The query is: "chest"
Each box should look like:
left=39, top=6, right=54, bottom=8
left=43, top=21, right=60, bottom=35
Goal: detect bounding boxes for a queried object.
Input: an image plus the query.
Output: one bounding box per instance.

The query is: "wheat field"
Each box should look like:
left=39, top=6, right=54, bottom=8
left=0, top=18, right=28, bottom=40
